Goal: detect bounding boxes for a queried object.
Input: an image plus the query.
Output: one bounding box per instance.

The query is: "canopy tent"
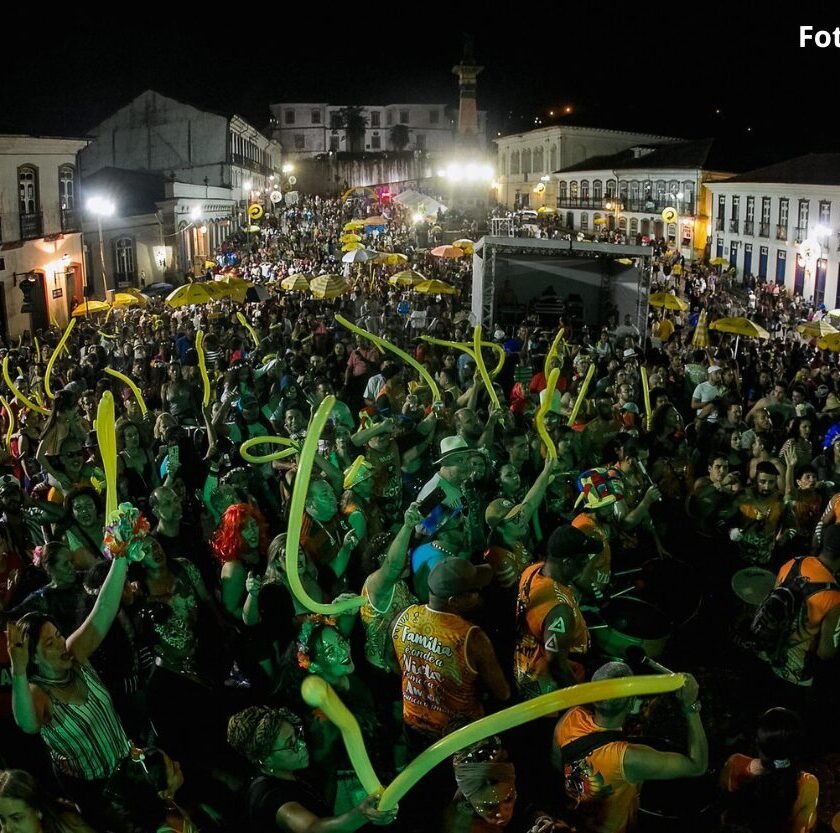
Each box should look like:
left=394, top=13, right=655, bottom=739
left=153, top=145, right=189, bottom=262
left=392, top=190, right=447, bottom=217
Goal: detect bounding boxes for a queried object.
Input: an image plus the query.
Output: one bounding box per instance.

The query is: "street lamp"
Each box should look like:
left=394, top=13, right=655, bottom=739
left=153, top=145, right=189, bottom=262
left=87, top=196, right=115, bottom=295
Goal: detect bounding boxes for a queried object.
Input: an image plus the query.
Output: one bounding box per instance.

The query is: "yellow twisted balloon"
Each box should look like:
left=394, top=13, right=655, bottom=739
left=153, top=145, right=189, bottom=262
left=535, top=367, right=560, bottom=460
left=421, top=336, right=506, bottom=378
left=195, top=331, right=212, bottom=408
left=641, top=365, right=652, bottom=430
left=335, top=314, right=441, bottom=403
left=303, top=673, right=685, bottom=811
left=285, top=395, right=365, bottom=615
left=2, top=357, right=48, bottom=415
left=1, top=396, right=14, bottom=450
left=104, top=368, right=148, bottom=416
left=34, top=338, right=41, bottom=364
left=236, top=312, right=260, bottom=348
left=546, top=329, right=568, bottom=372
left=472, top=325, right=500, bottom=410
left=240, top=435, right=299, bottom=464
left=94, top=391, right=118, bottom=516
left=567, top=362, right=596, bottom=427
left=44, top=319, right=76, bottom=399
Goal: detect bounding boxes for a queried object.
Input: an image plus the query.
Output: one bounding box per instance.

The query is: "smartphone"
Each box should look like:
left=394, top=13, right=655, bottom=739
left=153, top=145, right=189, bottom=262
left=418, top=486, right=447, bottom=518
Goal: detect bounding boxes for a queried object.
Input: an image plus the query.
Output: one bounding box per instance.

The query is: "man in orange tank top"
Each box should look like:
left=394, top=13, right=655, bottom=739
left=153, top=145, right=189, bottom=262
left=392, top=557, right=511, bottom=750
left=553, top=662, right=708, bottom=833
left=392, top=558, right=511, bottom=833
left=514, top=525, right=599, bottom=698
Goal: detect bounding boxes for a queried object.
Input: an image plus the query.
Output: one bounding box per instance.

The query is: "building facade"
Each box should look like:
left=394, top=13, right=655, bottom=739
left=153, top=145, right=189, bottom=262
left=0, top=135, right=88, bottom=341
left=269, top=102, right=488, bottom=162
left=494, top=126, right=680, bottom=210
left=80, top=169, right=237, bottom=296
left=81, top=90, right=282, bottom=205
left=554, top=139, right=734, bottom=262
left=705, top=154, right=840, bottom=306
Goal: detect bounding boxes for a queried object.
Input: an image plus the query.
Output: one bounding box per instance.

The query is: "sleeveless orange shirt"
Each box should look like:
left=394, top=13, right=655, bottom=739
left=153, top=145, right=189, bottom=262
left=514, top=563, right=588, bottom=699
left=555, top=706, right=638, bottom=833
left=392, top=604, right=482, bottom=737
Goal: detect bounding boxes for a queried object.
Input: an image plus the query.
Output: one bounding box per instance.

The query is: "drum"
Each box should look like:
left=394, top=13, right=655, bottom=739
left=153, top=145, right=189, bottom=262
left=730, top=567, right=776, bottom=648
left=635, top=737, right=717, bottom=832
left=632, top=558, right=703, bottom=628
left=588, top=597, right=671, bottom=660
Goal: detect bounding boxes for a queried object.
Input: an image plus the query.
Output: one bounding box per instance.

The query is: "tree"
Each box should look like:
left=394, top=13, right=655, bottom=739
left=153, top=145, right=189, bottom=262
left=389, top=123, right=410, bottom=151
left=336, top=106, right=368, bottom=154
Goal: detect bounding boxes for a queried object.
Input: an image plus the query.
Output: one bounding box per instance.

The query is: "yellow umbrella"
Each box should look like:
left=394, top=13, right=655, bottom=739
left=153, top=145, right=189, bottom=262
left=797, top=319, right=838, bottom=339
left=389, top=269, right=426, bottom=287
left=817, top=332, right=840, bottom=351
left=343, top=220, right=365, bottom=231
left=164, top=283, right=221, bottom=308
left=709, top=317, right=770, bottom=339
left=415, top=279, right=457, bottom=295
left=453, top=239, right=475, bottom=254
left=120, top=287, right=149, bottom=302
left=281, top=274, right=311, bottom=292
left=310, top=274, right=350, bottom=299
left=709, top=257, right=729, bottom=266
left=376, top=252, right=409, bottom=266
left=71, top=300, right=110, bottom=316
left=617, top=258, right=634, bottom=266
left=593, top=217, right=608, bottom=225
left=537, top=206, right=558, bottom=214
left=215, top=276, right=254, bottom=303
left=340, top=233, right=362, bottom=243
left=430, top=245, right=466, bottom=259
left=342, top=241, right=365, bottom=253
left=649, top=292, right=689, bottom=311
left=692, top=310, right=709, bottom=348
left=112, top=292, right=148, bottom=308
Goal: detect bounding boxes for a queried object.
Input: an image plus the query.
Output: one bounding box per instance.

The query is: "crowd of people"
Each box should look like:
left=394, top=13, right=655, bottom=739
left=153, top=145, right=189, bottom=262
left=0, top=193, right=837, bottom=833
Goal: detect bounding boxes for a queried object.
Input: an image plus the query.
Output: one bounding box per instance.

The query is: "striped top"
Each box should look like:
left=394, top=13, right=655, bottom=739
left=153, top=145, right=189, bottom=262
left=38, top=663, right=131, bottom=780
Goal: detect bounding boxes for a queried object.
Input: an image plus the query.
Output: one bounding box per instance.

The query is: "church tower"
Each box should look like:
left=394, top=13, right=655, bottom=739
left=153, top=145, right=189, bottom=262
left=452, top=34, right=483, bottom=143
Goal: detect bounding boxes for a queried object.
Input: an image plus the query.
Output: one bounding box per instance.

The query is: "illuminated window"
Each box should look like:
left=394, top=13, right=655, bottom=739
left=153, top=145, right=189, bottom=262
left=59, top=165, right=76, bottom=209
left=114, top=238, right=135, bottom=277
left=18, top=166, right=38, bottom=215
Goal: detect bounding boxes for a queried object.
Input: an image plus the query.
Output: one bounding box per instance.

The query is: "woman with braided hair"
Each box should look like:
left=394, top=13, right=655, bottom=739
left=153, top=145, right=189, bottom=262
left=227, top=705, right=396, bottom=832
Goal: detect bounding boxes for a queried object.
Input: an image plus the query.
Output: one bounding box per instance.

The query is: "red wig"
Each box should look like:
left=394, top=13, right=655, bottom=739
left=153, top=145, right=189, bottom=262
left=211, top=502, right=269, bottom=565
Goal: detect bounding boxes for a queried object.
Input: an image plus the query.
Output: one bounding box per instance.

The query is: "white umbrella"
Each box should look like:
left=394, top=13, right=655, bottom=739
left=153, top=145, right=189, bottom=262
left=342, top=248, right=379, bottom=264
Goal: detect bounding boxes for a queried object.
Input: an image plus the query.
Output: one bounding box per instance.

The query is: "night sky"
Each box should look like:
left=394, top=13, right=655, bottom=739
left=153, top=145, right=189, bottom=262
left=3, top=9, right=836, bottom=172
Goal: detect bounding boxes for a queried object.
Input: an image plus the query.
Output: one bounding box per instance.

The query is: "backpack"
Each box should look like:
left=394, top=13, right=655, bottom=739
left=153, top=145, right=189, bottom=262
left=749, top=557, right=839, bottom=666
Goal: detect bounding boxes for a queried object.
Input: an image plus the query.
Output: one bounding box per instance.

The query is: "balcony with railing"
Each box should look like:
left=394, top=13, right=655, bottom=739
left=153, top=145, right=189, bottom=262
left=775, top=224, right=788, bottom=240
left=20, top=212, right=43, bottom=240
left=60, top=207, right=79, bottom=233
left=729, top=219, right=740, bottom=234
left=743, top=221, right=754, bottom=235
left=794, top=225, right=808, bottom=243
left=114, top=272, right=136, bottom=287
left=759, top=222, right=770, bottom=237
left=556, top=196, right=696, bottom=214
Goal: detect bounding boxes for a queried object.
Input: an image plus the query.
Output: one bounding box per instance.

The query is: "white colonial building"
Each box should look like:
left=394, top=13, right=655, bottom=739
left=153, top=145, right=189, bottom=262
left=269, top=102, right=488, bottom=162
left=81, top=90, right=283, bottom=205
left=80, top=168, right=237, bottom=296
left=494, top=126, right=680, bottom=210
left=0, top=134, right=88, bottom=341
left=554, top=139, right=734, bottom=262
left=706, top=155, right=840, bottom=306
